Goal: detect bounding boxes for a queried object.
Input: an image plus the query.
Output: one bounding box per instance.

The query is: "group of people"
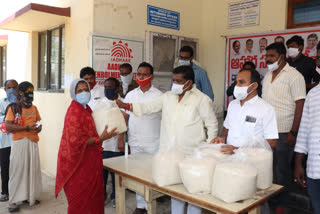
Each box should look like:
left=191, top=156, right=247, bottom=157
left=0, top=80, right=42, bottom=212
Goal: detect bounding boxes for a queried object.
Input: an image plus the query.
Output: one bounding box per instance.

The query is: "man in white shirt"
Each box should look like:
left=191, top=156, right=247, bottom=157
left=294, top=70, right=320, bottom=214
left=80, top=67, right=104, bottom=110
left=119, top=63, right=139, bottom=98
left=117, top=65, right=218, bottom=214
left=102, top=78, right=124, bottom=208
left=211, top=68, right=278, bottom=153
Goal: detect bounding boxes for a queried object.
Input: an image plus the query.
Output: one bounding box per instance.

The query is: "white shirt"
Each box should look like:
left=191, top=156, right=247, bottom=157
left=132, top=86, right=218, bottom=154
left=0, top=98, right=12, bottom=148
left=88, top=84, right=105, bottom=110
left=224, top=96, right=279, bottom=147
left=124, top=86, right=162, bottom=148
left=295, top=84, right=320, bottom=179
left=102, top=96, right=123, bottom=152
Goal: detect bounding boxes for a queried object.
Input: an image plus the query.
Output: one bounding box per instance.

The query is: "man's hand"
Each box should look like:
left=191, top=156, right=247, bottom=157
left=118, top=134, right=125, bottom=152
left=100, top=125, right=118, bottom=141
left=220, top=145, right=237, bottom=154
left=210, top=137, right=226, bottom=144
left=294, top=164, right=306, bottom=187
left=285, top=132, right=296, bottom=147
left=116, top=99, right=127, bottom=109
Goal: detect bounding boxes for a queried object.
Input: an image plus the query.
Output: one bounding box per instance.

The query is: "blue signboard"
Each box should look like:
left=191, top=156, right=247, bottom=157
left=147, top=5, right=180, bottom=30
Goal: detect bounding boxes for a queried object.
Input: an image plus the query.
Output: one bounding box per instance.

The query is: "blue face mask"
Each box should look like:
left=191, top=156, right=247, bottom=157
left=75, top=91, right=91, bottom=106
left=6, top=88, right=18, bottom=103
left=104, top=89, right=117, bottom=100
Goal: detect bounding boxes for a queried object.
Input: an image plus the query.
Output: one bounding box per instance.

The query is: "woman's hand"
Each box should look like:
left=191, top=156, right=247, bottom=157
left=99, top=125, right=118, bottom=141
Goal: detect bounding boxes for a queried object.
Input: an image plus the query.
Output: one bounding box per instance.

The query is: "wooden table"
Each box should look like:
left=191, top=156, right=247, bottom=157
left=103, top=153, right=283, bottom=214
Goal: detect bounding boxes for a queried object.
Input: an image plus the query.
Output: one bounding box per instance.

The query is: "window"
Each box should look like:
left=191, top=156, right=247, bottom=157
left=288, top=0, right=320, bottom=29
left=0, top=45, right=7, bottom=87
left=38, top=25, right=65, bottom=91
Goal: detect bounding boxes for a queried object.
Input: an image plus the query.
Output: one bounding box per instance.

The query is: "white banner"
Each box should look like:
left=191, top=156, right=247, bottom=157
left=225, top=27, right=320, bottom=108
left=91, top=33, right=144, bottom=85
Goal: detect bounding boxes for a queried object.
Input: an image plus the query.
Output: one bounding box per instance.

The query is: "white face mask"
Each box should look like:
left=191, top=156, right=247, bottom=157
left=178, top=60, right=191, bottom=66
left=288, top=48, right=300, bottom=58
left=171, top=81, right=189, bottom=95
left=267, top=56, right=281, bottom=72
left=233, top=83, right=253, bottom=100
left=120, top=72, right=133, bottom=85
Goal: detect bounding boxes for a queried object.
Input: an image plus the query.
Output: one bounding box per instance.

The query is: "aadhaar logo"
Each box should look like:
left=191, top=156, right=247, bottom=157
left=111, top=40, right=133, bottom=63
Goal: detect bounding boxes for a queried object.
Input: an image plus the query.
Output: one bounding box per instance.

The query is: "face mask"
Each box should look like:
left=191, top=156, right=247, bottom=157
left=233, top=83, right=253, bottom=100
left=288, top=48, right=300, bottom=58
left=23, top=91, right=34, bottom=103
left=316, top=66, right=320, bottom=74
left=104, top=89, right=117, bottom=100
left=137, top=75, right=152, bottom=88
left=120, top=72, right=133, bottom=85
left=6, top=88, right=18, bottom=103
left=75, top=91, right=91, bottom=106
left=89, top=81, right=96, bottom=90
left=178, top=60, right=191, bottom=66
left=267, top=56, right=281, bottom=72
left=171, top=81, right=189, bottom=95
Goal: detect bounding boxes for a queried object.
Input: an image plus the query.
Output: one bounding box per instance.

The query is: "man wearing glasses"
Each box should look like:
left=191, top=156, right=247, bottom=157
left=178, top=46, right=214, bottom=100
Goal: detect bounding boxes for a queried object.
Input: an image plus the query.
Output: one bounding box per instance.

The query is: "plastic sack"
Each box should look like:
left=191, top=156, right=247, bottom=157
left=196, top=142, right=229, bottom=160
left=238, top=136, right=273, bottom=189
left=92, top=97, right=127, bottom=135
left=211, top=150, right=257, bottom=203
left=179, top=149, right=218, bottom=194
left=152, top=145, right=185, bottom=187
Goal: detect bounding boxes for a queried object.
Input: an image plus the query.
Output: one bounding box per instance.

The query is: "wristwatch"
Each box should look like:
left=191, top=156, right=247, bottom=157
left=26, top=126, right=30, bottom=132
left=290, top=130, right=298, bottom=137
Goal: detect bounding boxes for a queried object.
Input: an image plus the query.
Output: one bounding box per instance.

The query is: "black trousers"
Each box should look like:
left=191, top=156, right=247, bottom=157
left=0, top=147, right=11, bottom=195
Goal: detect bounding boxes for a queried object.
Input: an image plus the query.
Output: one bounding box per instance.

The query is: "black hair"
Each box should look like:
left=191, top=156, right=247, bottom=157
left=259, top=38, right=267, bottom=43
left=179, top=46, right=194, bottom=57
left=105, top=78, right=120, bottom=89
left=317, top=41, right=320, bottom=51
left=172, top=66, right=195, bottom=83
left=275, top=36, right=285, bottom=43
left=80, top=67, right=95, bottom=78
left=242, top=61, right=256, bottom=69
left=266, top=42, right=287, bottom=56
left=239, top=68, right=262, bottom=96
left=307, top=33, right=318, bottom=40
left=138, top=62, right=154, bottom=75
left=18, top=81, right=34, bottom=93
left=119, top=63, right=132, bottom=72
left=233, top=40, right=240, bottom=48
left=4, top=79, right=18, bottom=88
left=286, top=35, right=304, bottom=47
left=246, top=39, right=253, bottom=44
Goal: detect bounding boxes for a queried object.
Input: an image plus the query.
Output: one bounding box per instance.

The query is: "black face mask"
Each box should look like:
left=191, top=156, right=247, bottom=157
left=23, top=92, right=34, bottom=103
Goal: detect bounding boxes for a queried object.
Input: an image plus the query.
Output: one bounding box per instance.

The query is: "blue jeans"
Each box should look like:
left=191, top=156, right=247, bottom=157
left=307, top=177, right=320, bottom=214
left=102, top=151, right=123, bottom=200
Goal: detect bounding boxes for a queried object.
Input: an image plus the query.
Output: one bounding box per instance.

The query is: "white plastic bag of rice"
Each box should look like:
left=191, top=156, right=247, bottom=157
left=197, top=142, right=229, bottom=160
left=179, top=149, right=218, bottom=194
left=152, top=147, right=185, bottom=187
left=92, top=97, right=127, bottom=135
left=211, top=150, right=257, bottom=203
left=239, top=136, right=273, bottom=189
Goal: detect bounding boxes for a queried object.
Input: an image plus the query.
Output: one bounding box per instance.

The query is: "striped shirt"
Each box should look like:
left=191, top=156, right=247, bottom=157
left=262, top=63, right=306, bottom=133
left=0, top=98, right=12, bottom=148
left=295, top=84, right=320, bottom=179
left=192, top=64, right=214, bottom=101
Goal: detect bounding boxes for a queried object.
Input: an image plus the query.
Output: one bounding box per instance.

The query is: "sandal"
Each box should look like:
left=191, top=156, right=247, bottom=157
left=23, top=199, right=40, bottom=206
left=8, top=204, right=19, bottom=213
left=0, top=194, right=9, bottom=202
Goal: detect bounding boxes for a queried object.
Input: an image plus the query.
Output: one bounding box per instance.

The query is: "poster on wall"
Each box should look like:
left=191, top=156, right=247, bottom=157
left=91, top=33, right=144, bottom=85
left=225, top=27, right=320, bottom=108
left=228, top=0, right=260, bottom=29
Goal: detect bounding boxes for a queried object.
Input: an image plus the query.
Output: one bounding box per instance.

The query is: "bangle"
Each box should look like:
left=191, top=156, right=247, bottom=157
left=95, top=137, right=101, bottom=144
left=125, top=103, right=131, bottom=111
left=26, top=126, right=30, bottom=132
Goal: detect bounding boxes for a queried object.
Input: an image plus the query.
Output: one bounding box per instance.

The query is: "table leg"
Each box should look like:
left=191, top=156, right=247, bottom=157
left=115, top=174, right=126, bottom=214
left=144, top=186, right=156, bottom=214
left=248, top=206, right=261, bottom=214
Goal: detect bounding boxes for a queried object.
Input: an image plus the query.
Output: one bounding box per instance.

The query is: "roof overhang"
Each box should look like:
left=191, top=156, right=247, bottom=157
left=0, top=3, right=70, bottom=32
left=0, top=35, right=8, bottom=46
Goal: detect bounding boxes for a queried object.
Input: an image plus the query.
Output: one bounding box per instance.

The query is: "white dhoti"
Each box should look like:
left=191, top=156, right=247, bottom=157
left=9, top=138, right=42, bottom=205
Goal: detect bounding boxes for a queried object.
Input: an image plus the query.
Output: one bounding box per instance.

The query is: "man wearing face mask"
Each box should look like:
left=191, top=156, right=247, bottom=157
left=178, top=46, right=214, bottom=100
left=116, top=65, right=218, bottom=214
left=286, top=35, right=320, bottom=93
left=119, top=63, right=139, bottom=98
left=121, top=62, right=162, bottom=214
left=211, top=68, right=278, bottom=152
left=80, top=66, right=104, bottom=110
left=263, top=42, right=306, bottom=214
left=0, top=79, right=18, bottom=202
